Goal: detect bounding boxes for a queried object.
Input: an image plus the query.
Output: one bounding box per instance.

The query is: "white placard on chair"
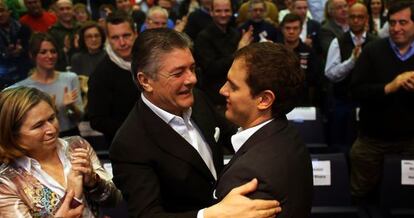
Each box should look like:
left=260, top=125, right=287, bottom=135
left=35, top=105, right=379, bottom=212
left=287, top=107, right=316, bottom=121
left=312, top=160, right=331, bottom=186
left=401, top=160, right=414, bottom=185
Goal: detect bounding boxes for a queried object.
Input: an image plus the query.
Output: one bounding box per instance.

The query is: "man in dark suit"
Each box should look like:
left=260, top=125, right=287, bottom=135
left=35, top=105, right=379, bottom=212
left=109, top=28, right=281, bottom=218
left=216, top=42, right=314, bottom=217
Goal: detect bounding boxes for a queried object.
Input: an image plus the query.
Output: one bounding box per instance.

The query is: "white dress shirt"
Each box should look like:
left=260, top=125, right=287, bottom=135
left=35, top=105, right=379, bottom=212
left=231, top=119, right=273, bottom=153
left=141, top=93, right=217, bottom=179
left=325, top=31, right=367, bottom=82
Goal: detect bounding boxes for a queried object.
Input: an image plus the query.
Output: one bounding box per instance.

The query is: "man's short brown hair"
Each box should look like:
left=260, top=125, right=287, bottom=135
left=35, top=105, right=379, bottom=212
left=234, top=42, right=305, bottom=116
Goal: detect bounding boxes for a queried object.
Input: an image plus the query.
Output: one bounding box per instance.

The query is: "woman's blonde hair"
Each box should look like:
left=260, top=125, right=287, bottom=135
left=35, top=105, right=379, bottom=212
left=0, top=87, right=56, bottom=163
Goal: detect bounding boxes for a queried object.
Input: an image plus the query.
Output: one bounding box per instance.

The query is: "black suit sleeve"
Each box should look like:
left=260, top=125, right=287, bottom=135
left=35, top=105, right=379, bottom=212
left=110, top=152, right=199, bottom=218
left=87, top=61, right=122, bottom=141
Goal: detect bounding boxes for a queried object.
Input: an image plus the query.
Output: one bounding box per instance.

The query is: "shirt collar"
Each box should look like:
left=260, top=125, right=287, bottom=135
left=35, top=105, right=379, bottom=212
left=389, top=38, right=414, bottom=61
left=231, top=119, right=273, bottom=153
left=350, top=31, right=367, bottom=44
left=14, top=139, right=67, bottom=172
left=141, top=93, right=192, bottom=125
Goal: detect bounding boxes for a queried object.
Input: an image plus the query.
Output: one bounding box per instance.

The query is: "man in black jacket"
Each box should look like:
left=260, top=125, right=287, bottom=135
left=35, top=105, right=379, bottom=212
left=110, top=28, right=280, bottom=218
left=350, top=0, right=414, bottom=200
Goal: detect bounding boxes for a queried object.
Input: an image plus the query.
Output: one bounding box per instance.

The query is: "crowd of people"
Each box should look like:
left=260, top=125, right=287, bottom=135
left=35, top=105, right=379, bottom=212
left=0, top=0, right=413, bottom=217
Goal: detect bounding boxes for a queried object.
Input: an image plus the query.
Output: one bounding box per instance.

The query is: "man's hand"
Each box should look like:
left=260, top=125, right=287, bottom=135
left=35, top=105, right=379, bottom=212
left=304, top=37, right=313, bottom=48
left=238, top=26, right=254, bottom=50
left=204, top=178, right=281, bottom=218
left=55, top=190, right=84, bottom=218
left=385, top=71, right=414, bottom=94
left=352, top=45, right=362, bottom=60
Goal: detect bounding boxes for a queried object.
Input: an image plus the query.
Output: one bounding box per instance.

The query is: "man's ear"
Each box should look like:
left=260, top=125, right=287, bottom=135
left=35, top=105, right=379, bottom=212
left=257, top=90, right=275, bottom=111
left=137, top=72, right=153, bottom=92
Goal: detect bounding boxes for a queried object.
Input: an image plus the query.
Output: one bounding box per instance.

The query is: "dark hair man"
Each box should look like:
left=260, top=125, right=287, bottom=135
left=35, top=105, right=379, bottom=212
left=281, top=13, right=322, bottom=105
left=217, top=42, right=313, bottom=217
left=87, top=11, right=140, bottom=145
left=110, top=28, right=281, bottom=218
left=350, top=0, right=414, bottom=200
left=195, top=0, right=253, bottom=108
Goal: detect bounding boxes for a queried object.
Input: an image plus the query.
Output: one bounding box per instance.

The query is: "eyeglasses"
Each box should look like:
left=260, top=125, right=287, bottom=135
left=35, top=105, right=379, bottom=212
left=85, top=34, right=101, bottom=40
left=349, top=15, right=366, bottom=20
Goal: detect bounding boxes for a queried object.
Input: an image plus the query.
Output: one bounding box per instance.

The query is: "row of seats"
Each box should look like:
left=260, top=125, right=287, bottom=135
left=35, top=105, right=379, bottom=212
left=97, top=154, right=414, bottom=218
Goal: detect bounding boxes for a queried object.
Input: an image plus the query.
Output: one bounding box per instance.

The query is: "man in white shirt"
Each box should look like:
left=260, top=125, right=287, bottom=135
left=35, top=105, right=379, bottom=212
left=216, top=42, right=313, bottom=218
left=324, top=3, right=377, bottom=147
left=109, top=28, right=281, bottom=218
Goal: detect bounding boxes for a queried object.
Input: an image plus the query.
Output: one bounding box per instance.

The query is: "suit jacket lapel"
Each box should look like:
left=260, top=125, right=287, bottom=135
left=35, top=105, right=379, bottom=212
left=139, top=100, right=216, bottom=181
left=191, top=105, right=223, bottom=173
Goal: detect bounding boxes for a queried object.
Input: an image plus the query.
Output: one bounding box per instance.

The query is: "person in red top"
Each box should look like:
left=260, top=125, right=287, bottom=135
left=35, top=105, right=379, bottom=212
left=20, top=0, right=57, bottom=32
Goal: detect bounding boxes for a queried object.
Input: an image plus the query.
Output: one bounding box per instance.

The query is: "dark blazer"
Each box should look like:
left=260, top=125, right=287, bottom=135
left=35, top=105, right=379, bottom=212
left=307, top=19, right=322, bottom=54
left=109, top=89, right=234, bottom=218
left=215, top=117, right=313, bottom=218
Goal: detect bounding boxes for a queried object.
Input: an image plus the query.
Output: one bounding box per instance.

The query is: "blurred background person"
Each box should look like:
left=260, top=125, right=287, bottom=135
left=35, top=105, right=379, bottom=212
left=365, top=0, right=387, bottom=35
left=71, top=22, right=106, bottom=111
left=183, top=0, right=212, bottom=40
left=0, top=86, right=122, bottom=217
left=48, top=0, right=79, bottom=71
left=0, top=1, right=32, bottom=90
left=319, top=0, right=349, bottom=57
left=73, top=3, right=91, bottom=25
left=239, top=0, right=280, bottom=42
left=11, top=33, right=83, bottom=137
left=237, top=0, right=279, bottom=26
left=115, top=0, right=146, bottom=32
left=71, top=22, right=106, bottom=77
left=280, top=13, right=322, bottom=106
left=20, top=0, right=57, bottom=33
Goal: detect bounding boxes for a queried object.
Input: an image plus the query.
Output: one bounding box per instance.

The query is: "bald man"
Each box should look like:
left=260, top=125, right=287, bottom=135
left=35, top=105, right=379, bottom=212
left=324, top=3, right=378, bottom=147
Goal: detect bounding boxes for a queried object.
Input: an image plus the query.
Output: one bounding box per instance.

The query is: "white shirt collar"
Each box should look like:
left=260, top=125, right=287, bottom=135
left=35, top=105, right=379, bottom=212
left=350, top=31, right=367, bottom=45
left=231, top=119, right=273, bottom=153
left=141, top=93, right=192, bottom=125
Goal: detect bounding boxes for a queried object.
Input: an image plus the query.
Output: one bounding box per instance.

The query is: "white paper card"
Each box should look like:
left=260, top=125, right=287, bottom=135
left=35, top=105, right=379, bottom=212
left=287, top=107, right=316, bottom=121
left=356, top=107, right=360, bottom=121
left=103, top=163, right=113, bottom=178
left=401, top=160, right=414, bottom=185
left=312, top=160, right=331, bottom=186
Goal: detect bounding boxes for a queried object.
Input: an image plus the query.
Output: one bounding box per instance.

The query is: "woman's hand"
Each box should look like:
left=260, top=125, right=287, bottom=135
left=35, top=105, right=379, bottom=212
left=55, top=190, right=84, bottom=218
left=63, top=86, right=78, bottom=107
left=71, top=146, right=97, bottom=188
left=67, top=160, right=84, bottom=199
